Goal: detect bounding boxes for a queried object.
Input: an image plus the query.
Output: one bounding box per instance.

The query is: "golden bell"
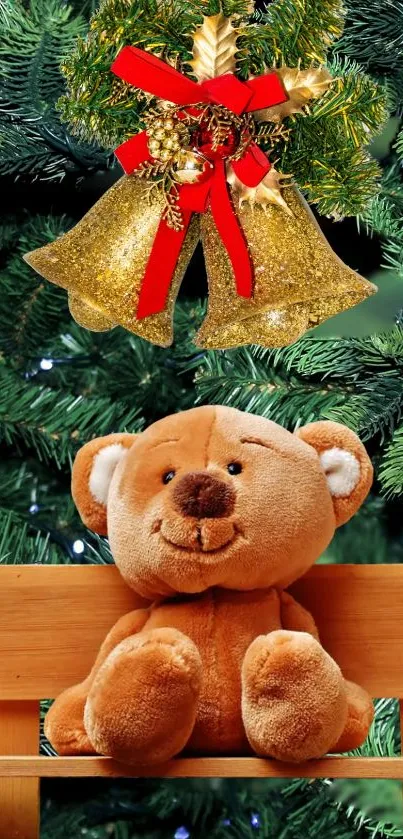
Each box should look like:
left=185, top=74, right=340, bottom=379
left=24, top=176, right=200, bottom=347
left=196, top=187, right=377, bottom=349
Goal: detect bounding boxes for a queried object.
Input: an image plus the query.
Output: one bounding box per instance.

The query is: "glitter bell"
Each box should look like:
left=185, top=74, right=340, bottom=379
left=24, top=176, right=200, bottom=348
left=24, top=178, right=376, bottom=350
left=195, top=186, right=376, bottom=349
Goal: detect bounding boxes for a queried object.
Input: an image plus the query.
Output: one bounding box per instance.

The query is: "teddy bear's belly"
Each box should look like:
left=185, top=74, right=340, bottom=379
left=145, top=587, right=281, bottom=754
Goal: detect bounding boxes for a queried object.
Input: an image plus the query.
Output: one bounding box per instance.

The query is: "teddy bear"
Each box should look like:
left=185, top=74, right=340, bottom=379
left=45, top=405, right=374, bottom=764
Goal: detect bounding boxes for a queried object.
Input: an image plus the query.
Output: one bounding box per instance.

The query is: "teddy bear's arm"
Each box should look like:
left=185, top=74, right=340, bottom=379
left=279, top=590, right=319, bottom=639
left=89, top=608, right=151, bottom=677
left=45, top=608, right=150, bottom=755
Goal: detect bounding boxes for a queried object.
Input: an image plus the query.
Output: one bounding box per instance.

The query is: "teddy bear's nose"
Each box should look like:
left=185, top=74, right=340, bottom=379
left=172, top=472, right=235, bottom=519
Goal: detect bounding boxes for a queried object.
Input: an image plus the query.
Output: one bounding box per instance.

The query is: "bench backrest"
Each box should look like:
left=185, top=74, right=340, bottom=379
left=0, top=564, right=402, bottom=699
left=1, top=563, right=403, bottom=839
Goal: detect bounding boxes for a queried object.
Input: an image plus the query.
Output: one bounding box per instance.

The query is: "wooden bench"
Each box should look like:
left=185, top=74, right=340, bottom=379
left=1, top=564, right=403, bottom=839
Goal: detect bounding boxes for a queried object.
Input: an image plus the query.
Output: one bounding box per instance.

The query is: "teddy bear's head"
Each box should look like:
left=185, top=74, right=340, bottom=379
left=72, top=406, right=372, bottom=599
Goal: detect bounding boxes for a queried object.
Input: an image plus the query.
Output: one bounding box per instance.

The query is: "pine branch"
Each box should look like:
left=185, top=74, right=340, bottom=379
left=0, top=458, right=113, bottom=564
left=315, top=56, right=388, bottom=146
left=0, top=506, right=113, bottom=565
left=235, top=23, right=279, bottom=78
left=0, top=215, right=73, bottom=361
left=0, top=363, right=144, bottom=467
left=263, top=56, right=386, bottom=217
left=0, top=0, right=110, bottom=179
left=0, top=508, right=61, bottom=564
left=4, top=295, right=205, bottom=421
left=275, top=58, right=386, bottom=217
left=338, top=0, right=403, bottom=74
left=260, top=0, right=345, bottom=67
left=193, top=342, right=354, bottom=428
left=395, top=126, right=403, bottom=158
left=43, top=320, right=200, bottom=420
left=326, top=376, right=403, bottom=442
left=361, top=165, right=403, bottom=275
left=293, top=142, right=381, bottom=218
left=379, top=425, right=403, bottom=497
left=282, top=695, right=402, bottom=836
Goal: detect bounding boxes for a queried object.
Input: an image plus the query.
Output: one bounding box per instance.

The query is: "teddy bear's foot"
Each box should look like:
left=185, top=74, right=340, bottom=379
left=84, top=627, right=203, bottom=765
left=242, top=630, right=348, bottom=762
left=331, top=680, right=374, bottom=752
left=45, top=682, right=96, bottom=755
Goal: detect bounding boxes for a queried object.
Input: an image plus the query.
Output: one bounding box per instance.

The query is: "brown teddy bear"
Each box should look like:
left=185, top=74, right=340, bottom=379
left=45, top=405, right=374, bottom=764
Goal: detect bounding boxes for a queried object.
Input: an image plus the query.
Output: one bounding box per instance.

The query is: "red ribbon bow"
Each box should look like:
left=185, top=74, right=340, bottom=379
left=111, top=46, right=288, bottom=319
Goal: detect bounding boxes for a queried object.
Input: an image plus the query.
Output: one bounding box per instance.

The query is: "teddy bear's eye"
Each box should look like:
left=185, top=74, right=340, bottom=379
left=227, top=462, right=242, bottom=475
left=162, top=469, right=176, bottom=484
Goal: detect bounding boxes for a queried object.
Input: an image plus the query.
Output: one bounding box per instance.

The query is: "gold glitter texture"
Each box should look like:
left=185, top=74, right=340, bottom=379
left=68, top=292, right=116, bottom=332
left=196, top=186, right=376, bottom=349
left=24, top=176, right=376, bottom=349
left=24, top=176, right=200, bottom=347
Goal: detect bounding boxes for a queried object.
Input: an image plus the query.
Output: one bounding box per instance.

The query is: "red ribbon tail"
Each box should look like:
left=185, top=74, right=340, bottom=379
left=209, top=161, right=253, bottom=299
left=136, top=208, right=193, bottom=319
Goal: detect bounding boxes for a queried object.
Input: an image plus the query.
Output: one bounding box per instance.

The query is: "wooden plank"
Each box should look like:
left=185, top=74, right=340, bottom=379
left=0, top=565, right=403, bottom=697
left=400, top=700, right=403, bottom=800
left=0, top=566, right=144, bottom=699
left=291, top=565, right=403, bottom=696
left=0, top=755, right=403, bottom=780
left=0, top=702, right=40, bottom=839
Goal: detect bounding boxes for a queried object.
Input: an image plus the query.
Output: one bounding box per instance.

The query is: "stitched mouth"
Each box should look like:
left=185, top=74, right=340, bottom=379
left=159, top=526, right=242, bottom=555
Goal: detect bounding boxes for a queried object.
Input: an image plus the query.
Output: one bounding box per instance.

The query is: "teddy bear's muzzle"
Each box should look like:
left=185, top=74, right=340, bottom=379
left=158, top=516, right=240, bottom=555
left=153, top=471, right=240, bottom=556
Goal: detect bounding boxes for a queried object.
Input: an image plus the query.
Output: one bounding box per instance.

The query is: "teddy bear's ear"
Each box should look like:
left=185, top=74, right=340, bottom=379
left=72, top=433, right=137, bottom=535
left=296, top=420, right=373, bottom=527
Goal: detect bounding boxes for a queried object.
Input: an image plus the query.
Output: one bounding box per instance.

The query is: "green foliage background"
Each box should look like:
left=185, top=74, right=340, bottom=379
left=1, top=0, right=403, bottom=836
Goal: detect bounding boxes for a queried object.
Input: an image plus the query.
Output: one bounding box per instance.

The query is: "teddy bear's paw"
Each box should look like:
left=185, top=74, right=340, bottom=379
left=45, top=685, right=96, bottom=755
left=330, top=680, right=374, bottom=753
left=241, top=630, right=348, bottom=762
left=83, top=627, right=203, bottom=765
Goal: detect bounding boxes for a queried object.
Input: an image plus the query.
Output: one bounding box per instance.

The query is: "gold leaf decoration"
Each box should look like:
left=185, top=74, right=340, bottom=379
left=227, top=166, right=293, bottom=215
left=190, top=14, right=238, bottom=82
left=254, top=67, right=333, bottom=124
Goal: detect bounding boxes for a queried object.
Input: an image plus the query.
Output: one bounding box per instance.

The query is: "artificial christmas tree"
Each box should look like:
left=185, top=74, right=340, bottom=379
left=1, top=0, right=403, bottom=836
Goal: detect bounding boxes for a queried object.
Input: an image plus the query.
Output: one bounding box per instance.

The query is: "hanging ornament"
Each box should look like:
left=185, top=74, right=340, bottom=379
left=171, top=149, right=213, bottom=185
left=198, top=186, right=375, bottom=349
left=24, top=13, right=377, bottom=349
left=195, top=119, right=240, bottom=160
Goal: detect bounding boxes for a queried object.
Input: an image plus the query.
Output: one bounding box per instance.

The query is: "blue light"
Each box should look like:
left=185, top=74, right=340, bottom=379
left=222, top=818, right=232, bottom=826
left=29, top=503, right=40, bottom=514
left=40, top=358, right=54, bottom=371
left=250, top=813, right=261, bottom=829
left=174, top=828, right=190, bottom=839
